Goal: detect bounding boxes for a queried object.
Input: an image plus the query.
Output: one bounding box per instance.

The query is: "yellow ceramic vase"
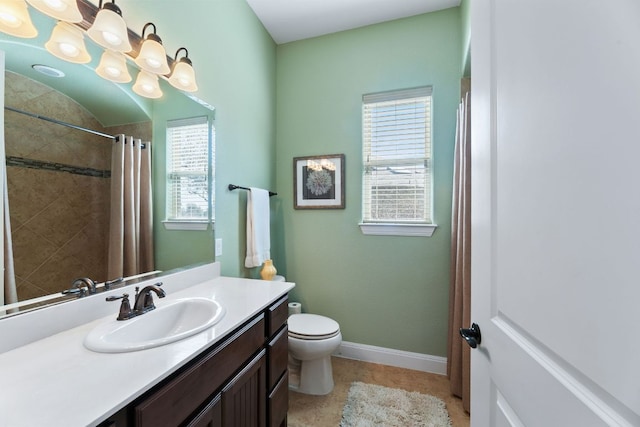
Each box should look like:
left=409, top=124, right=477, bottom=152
left=260, top=259, right=277, bottom=280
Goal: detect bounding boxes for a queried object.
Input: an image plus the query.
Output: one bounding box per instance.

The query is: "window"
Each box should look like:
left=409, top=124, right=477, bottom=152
left=361, top=87, right=436, bottom=236
left=165, top=116, right=214, bottom=230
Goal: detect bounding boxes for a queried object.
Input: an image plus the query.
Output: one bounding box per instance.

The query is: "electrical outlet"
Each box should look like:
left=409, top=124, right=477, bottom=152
left=215, top=238, right=222, bottom=256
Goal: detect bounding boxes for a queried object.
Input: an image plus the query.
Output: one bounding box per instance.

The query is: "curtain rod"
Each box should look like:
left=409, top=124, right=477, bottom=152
left=228, top=184, right=277, bottom=197
left=5, top=106, right=114, bottom=139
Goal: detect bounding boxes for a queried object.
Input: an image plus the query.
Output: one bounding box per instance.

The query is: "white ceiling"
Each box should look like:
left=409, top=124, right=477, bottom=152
left=246, top=0, right=461, bottom=44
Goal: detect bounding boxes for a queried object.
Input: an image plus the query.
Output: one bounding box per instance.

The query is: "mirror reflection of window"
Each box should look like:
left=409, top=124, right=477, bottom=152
left=165, top=117, right=214, bottom=229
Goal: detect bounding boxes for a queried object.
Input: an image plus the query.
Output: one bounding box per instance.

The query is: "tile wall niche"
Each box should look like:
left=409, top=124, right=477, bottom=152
left=4, top=71, right=151, bottom=302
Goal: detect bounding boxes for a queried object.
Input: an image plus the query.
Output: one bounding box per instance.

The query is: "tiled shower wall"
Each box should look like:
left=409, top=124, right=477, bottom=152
left=5, top=71, right=151, bottom=301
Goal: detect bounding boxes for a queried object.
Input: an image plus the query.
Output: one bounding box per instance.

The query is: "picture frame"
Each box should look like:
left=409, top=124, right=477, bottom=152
left=294, top=154, right=345, bottom=209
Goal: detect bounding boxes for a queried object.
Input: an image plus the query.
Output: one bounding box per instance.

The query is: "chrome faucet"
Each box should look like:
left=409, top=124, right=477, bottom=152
left=62, top=277, right=96, bottom=297
left=106, top=282, right=165, bottom=321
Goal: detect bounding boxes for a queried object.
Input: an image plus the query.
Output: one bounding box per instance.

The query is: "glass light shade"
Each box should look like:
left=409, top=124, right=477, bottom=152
left=26, top=0, right=82, bottom=23
left=135, top=37, right=170, bottom=75
left=96, top=50, right=131, bottom=83
left=133, top=70, right=162, bottom=99
left=0, top=0, right=37, bottom=38
left=87, top=7, right=132, bottom=52
left=45, top=21, right=90, bottom=63
left=168, top=60, right=198, bottom=92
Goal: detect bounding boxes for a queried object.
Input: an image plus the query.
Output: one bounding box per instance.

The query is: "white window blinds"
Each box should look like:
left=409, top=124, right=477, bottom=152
left=362, top=87, right=432, bottom=224
left=166, top=116, right=212, bottom=221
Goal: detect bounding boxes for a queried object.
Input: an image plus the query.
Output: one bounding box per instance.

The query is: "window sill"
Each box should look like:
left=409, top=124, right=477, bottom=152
left=163, top=220, right=212, bottom=231
left=358, top=223, right=437, bottom=237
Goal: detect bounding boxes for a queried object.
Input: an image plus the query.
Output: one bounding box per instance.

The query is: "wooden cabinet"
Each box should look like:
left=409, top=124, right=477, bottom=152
left=268, top=373, right=288, bottom=427
left=266, top=297, right=289, bottom=427
left=99, top=295, right=289, bottom=427
left=186, top=395, right=221, bottom=427
left=221, top=350, right=266, bottom=426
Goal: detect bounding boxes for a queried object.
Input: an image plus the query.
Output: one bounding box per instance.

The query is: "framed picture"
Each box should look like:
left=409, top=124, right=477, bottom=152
left=294, top=154, right=345, bottom=209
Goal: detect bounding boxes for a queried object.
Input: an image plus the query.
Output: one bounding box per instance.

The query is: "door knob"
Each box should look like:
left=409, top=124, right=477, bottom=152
left=459, top=323, right=481, bottom=348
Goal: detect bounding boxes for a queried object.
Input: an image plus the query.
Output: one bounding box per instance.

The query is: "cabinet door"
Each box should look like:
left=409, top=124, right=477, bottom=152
left=221, top=350, right=266, bottom=427
left=187, top=395, right=221, bottom=427
left=268, top=372, right=288, bottom=427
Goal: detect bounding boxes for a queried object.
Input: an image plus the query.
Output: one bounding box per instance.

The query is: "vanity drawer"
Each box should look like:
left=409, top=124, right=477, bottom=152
left=267, top=325, right=288, bottom=390
left=268, top=371, right=288, bottom=427
left=267, top=296, right=288, bottom=337
left=133, top=314, right=265, bottom=427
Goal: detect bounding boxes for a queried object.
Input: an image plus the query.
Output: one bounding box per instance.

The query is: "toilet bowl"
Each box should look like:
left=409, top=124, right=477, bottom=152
left=288, top=313, right=342, bottom=395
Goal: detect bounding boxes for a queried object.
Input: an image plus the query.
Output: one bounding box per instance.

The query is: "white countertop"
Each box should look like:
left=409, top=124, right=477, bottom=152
left=0, top=264, right=294, bottom=427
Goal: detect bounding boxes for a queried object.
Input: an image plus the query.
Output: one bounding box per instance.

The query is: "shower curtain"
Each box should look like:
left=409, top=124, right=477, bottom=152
left=108, top=135, right=154, bottom=279
left=3, top=166, right=17, bottom=310
left=447, top=88, right=471, bottom=413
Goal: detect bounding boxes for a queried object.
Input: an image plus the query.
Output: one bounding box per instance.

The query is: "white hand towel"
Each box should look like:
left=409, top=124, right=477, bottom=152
left=244, top=188, right=271, bottom=268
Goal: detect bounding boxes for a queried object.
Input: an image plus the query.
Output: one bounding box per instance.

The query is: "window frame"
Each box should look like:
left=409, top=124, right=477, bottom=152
left=163, top=115, right=214, bottom=231
left=359, top=87, right=437, bottom=237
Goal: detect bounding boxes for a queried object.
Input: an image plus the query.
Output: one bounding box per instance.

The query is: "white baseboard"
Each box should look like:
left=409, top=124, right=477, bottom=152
left=333, top=341, right=447, bottom=376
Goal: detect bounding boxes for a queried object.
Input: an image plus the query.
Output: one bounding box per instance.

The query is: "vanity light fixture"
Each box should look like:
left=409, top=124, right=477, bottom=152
left=96, top=49, right=131, bottom=83
left=168, top=47, right=198, bottom=92
left=25, top=0, right=82, bottom=23
left=134, top=22, right=170, bottom=75
left=132, top=69, right=162, bottom=99
left=86, top=0, right=132, bottom=52
left=0, top=0, right=37, bottom=38
left=45, top=20, right=90, bottom=63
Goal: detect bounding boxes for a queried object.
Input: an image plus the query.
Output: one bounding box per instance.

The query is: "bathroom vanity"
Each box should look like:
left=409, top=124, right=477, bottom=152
left=0, top=263, right=294, bottom=427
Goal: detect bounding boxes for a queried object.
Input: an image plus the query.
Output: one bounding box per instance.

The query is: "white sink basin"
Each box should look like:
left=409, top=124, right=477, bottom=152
left=84, top=298, right=225, bottom=353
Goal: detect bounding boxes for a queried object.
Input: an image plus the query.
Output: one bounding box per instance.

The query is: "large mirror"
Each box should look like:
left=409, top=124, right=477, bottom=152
left=0, top=4, right=215, bottom=316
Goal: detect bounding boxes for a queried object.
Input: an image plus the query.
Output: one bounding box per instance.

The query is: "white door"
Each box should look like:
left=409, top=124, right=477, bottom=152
left=470, top=1, right=640, bottom=425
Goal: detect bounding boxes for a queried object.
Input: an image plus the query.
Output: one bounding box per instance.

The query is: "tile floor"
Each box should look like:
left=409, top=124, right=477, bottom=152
left=287, top=356, right=470, bottom=426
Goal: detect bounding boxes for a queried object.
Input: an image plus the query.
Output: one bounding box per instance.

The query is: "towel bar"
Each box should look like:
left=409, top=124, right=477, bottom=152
left=228, top=184, right=277, bottom=197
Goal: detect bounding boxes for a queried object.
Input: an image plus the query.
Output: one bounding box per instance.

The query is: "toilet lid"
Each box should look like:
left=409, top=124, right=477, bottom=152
left=288, top=314, right=340, bottom=340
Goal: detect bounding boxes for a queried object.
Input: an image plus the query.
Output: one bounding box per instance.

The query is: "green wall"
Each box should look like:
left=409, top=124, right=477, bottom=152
left=152, top=83, right=216, bottom=271
left=144, top=2, right=462, bottom=357
left=273, top=9, right=461, bottom=356
left=136, top=0, right=277, bottom=276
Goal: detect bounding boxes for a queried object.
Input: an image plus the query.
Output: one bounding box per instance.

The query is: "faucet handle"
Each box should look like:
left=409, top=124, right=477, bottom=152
left=106, top=294, right=133, bottom=321
left=104, top=277, right=123, bottom=290
left=62, top=287, right=86, bottom=297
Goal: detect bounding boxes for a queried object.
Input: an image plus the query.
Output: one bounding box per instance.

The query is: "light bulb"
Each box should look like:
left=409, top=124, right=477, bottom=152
left=58, top=42, right=78, bottom=57
left=96, top=50, right=131, bottom=83
left=0, top=12, right=19, bottom=27
left=101, top=31, right=121, bottom=46
left=168, top=54, right=198, bottom=92
left=104, top=66, right=120, bottom=78
left=145, top=57, right=161, bottom=69
left=0, top=0, right=37, bottom=38
left=45, top=21, right=90, bottom=63
left=86, top=2, right=132, bottom=52
left=43, top=0, right=65, bottom=11
left=133, top=70, right=162, bottom=98
left=26, top=0, right=82, bottom=23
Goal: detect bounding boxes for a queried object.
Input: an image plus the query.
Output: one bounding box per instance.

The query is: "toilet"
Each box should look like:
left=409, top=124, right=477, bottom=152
left=287, top=313, right=342, bottom=395
left=270, top=275, right=342, bottom=395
